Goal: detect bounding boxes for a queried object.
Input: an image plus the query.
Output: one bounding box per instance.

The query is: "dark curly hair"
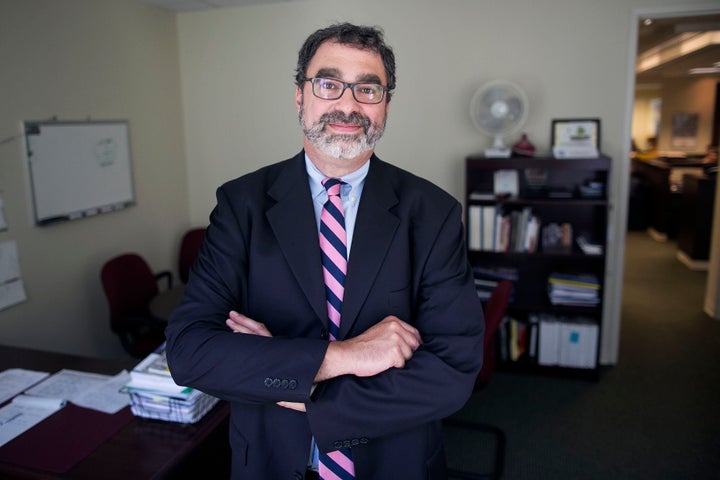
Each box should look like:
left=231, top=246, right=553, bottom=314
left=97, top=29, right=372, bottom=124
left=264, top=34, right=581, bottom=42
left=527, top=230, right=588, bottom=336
left=295, top=23, right=396, bottom=102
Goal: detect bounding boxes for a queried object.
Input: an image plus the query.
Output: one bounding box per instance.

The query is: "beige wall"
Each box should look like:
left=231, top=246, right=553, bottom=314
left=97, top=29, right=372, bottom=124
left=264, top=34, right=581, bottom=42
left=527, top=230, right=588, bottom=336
left=0, top=0, right=189, bottom=357
left=632, top=85, right=662, bottom=150
left=0, top=0, right=716, bottom=361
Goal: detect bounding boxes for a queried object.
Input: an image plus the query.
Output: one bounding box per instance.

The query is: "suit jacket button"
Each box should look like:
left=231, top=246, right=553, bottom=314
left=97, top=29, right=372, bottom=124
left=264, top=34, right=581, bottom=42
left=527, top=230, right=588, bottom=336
left=351, top=438, right=360, bottom=446
left=334, top=441, right=343, bottom=449
left=264, top=377, right=273, bottom=388
left=360, top=437, right=369, bottom=444
left=281, top=379, right=289, bottom=389
left=272, top=378, right=281, bottom=388
left=288, top=379, right=297, bottom=389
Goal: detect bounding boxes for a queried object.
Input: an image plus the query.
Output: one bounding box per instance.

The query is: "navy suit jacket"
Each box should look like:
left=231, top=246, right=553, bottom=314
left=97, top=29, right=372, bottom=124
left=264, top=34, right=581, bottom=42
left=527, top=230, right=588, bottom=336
left=165, top=152, right=484, bottom=480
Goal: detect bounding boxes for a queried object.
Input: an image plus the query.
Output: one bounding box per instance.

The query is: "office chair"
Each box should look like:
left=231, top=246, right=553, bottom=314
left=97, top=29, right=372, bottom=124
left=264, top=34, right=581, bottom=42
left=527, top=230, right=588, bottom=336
left=178, top=228, right=206, bottom=284
left=100, top=253, right=172, bottom=358
left=445, top=279, right=512, bottom=480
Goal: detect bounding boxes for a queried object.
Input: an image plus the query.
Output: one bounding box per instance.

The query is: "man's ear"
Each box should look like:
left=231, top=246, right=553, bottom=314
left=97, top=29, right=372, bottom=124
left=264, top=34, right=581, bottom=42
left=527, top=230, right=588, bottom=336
left=295, top=85, right=303, bottom=114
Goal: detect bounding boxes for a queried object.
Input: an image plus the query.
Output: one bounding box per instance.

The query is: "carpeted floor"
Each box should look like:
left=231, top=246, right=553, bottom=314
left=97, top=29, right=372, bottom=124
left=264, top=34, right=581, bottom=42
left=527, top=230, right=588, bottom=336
left=446, top=230, right=720, bottom=479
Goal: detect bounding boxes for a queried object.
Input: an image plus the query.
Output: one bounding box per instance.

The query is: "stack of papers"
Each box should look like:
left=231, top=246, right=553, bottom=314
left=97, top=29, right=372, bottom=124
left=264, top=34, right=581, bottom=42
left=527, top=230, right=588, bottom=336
left=126, top=343, right=218, bottom=424
left=0, top=368, right=130, bottom=447
left=548, top=273, right=600, bottom=306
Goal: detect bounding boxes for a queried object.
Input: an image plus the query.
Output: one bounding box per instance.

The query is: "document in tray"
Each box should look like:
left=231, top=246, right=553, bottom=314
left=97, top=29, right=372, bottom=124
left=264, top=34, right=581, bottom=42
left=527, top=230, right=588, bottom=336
left=24, top=369, right=130, bottom=415
left=0, top=368, right=49, bottom=405
left=0, top=395, right=66, bottom=447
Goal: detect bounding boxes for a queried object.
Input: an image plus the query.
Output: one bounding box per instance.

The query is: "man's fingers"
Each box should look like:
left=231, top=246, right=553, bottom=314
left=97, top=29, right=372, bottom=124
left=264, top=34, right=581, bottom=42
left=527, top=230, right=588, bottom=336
left=227, top=311, right=272, bottom=337
left=277, top=401, right=306, bottom=412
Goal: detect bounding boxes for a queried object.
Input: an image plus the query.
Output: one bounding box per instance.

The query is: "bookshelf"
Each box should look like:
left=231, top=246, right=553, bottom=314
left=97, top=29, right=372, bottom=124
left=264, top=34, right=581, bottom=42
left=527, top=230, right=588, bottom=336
left=465, top=155, right=610, bottom=378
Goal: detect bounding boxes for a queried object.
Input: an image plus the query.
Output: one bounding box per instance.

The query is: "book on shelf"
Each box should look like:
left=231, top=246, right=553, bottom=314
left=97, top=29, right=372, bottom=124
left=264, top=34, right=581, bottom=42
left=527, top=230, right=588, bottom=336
left=473, top=266, right=518, bottom=303
left=473, top=266, right=519, bottom=282
left=548, top=272, right=600, bottom=307
left=467, top=205, right=541, bottom=253
left=548, top=272, right=600, bottom=289
left=468, top=191, right=496, bottom=201
left=536, top=313, right=598, bottom=369
left=496, top=315, right=538, bottom=363
left=468, top=205, right=481, bottom=251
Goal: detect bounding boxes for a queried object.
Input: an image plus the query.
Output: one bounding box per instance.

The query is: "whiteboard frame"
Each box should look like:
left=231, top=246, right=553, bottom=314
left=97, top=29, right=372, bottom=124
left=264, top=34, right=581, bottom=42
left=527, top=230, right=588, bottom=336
left=23, top=120, right=135, bottom=226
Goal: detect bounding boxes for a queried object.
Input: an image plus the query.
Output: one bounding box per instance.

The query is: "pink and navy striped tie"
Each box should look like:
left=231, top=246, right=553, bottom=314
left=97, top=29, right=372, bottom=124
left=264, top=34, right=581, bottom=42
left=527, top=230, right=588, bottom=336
left=318, top=178, right=355, bottom=480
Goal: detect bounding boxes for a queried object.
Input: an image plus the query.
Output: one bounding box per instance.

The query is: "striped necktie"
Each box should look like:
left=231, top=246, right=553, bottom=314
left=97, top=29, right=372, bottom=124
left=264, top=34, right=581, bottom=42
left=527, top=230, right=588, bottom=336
left=318, top=178, right=355, bottom=479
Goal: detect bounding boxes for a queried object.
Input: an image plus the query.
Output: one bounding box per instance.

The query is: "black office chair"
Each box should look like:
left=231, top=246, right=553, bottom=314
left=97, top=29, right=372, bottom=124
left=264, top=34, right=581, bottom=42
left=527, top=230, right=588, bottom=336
left=100, top=253, right=172, bottom=358
left=444, top=280, right=512, bottom=480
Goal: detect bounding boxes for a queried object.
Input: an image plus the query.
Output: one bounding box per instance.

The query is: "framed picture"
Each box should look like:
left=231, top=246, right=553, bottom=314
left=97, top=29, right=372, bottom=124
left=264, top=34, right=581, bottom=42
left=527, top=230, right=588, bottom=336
left=551, top=118, right=601, bottom=158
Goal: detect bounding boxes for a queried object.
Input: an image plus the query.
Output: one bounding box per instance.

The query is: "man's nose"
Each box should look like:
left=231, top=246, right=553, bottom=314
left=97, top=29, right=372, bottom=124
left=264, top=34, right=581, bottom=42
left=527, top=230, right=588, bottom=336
left=334, top=86, right=361, bottom=110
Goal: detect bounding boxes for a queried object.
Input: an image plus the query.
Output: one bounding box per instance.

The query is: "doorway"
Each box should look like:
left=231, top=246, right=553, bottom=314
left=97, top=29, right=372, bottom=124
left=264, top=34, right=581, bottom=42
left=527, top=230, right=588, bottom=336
left=621, top=5, right=720, bottom=351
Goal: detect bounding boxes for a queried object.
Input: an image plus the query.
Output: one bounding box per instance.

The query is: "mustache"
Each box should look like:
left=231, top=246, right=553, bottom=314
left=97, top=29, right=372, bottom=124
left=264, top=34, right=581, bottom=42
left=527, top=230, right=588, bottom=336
left=318, top=111, right=371, bottom=131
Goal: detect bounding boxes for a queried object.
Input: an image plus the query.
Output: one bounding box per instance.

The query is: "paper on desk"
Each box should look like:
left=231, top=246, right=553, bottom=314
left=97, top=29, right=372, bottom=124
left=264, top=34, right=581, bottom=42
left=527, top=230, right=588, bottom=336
left=0, top=368, right=50, bottom=404
left=24, top=369, right=130, bottom=415
left=0, top=394, right=66, bottom=447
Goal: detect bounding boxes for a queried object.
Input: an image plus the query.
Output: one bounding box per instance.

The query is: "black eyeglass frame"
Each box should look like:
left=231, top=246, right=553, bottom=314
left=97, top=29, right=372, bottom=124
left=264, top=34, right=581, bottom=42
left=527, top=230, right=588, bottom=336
left=303, top=77, right=388, bottom=104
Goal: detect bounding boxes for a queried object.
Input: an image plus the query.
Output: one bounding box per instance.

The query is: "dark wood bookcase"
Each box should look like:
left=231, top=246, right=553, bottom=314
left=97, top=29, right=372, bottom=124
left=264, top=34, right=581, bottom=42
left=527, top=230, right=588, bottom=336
left=465, top=155, right=611, bottom=378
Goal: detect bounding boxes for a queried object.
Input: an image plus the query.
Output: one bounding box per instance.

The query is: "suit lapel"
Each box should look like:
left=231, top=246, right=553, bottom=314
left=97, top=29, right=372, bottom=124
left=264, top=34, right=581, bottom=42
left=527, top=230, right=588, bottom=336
left=266, top=153, right=328, bottom=327
left=339, top=158, right=399, bottom=339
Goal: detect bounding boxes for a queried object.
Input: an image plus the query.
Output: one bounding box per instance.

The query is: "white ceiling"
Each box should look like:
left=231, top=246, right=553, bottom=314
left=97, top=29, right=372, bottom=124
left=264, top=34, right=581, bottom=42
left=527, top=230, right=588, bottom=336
left=139, top=0, right=299, bottom=11
left=636, top=13, right=720, bottom=82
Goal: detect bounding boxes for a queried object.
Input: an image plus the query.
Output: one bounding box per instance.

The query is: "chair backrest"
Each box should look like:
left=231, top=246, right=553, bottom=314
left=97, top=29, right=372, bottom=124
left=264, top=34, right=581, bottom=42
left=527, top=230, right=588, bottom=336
left=100, top=253, right=159, bottom=332
left=477, top=279, right=513, bottom=385
left=178, top=228, right=206, bottom=284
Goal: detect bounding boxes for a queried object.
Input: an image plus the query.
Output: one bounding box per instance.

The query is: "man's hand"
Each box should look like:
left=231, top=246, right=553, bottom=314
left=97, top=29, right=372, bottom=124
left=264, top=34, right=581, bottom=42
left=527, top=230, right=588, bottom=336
left=226, top=310, right=272, bottom=337
left=317, top=316, right=421, bottom=381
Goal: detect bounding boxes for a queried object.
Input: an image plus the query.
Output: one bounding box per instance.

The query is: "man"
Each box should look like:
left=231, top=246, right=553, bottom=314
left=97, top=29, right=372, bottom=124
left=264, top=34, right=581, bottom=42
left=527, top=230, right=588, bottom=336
left=165, top=23, right=484, bottom=480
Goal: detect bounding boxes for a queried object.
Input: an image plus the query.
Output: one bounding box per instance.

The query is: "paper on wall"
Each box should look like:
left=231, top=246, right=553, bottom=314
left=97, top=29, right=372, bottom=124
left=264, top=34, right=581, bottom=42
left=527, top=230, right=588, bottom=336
left=0, top=192, right=7, bottom=231
left=0, top=240, right=26, bottom=311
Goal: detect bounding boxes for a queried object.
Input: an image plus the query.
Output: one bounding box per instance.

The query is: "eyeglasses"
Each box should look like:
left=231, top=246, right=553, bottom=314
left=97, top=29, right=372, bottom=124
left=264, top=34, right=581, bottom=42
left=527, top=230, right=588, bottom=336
left=304, top=77, right=388, bottom=104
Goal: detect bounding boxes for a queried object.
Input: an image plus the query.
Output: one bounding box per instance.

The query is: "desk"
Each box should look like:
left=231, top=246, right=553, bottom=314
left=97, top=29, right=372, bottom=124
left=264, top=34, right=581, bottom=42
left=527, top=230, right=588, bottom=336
left=0, top=345, right=230, bottom=479
left=677, top=174, right=716, bottom=269
left=631, top=157, right=706, bottom=240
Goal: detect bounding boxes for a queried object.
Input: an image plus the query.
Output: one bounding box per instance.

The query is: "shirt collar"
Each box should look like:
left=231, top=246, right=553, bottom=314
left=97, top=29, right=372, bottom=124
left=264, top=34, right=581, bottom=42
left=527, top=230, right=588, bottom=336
left=305, top=153, right=370, bottom=200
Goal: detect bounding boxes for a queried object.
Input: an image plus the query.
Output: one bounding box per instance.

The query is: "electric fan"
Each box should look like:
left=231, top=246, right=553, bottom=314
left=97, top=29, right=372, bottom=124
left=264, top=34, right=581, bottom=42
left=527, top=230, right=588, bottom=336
left=470, top=80, right=529, bottom=157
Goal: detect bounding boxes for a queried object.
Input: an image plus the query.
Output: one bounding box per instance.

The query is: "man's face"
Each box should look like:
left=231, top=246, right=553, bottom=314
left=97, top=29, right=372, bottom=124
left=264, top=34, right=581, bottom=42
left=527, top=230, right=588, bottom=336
left=296, top=41, right=390, bottom=161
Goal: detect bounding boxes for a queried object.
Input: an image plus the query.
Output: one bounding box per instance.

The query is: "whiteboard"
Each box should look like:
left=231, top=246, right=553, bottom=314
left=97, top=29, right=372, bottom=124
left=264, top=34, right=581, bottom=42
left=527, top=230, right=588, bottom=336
left=23, top=121, right=135, bottom=225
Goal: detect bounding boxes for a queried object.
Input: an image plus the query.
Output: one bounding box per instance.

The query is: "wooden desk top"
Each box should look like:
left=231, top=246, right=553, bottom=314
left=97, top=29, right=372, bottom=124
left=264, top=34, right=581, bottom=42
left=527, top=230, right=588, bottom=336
left=0, top=345, right=230, bottom=479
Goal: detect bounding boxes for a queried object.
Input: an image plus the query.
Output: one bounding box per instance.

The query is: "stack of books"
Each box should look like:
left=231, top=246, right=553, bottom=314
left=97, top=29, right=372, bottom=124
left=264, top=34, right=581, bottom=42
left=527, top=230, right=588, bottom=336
left=547, top=273, right=600, bottom=306
left=125, top=343, right=219, bottom=424
left=468, top=205, right=541, bottom=253
left=472, top=266, right=518, bottom=302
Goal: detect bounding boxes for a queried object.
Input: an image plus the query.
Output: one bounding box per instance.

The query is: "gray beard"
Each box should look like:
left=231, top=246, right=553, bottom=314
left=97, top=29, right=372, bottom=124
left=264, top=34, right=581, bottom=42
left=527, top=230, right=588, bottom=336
left=299, top=104, right=385, bottom=159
